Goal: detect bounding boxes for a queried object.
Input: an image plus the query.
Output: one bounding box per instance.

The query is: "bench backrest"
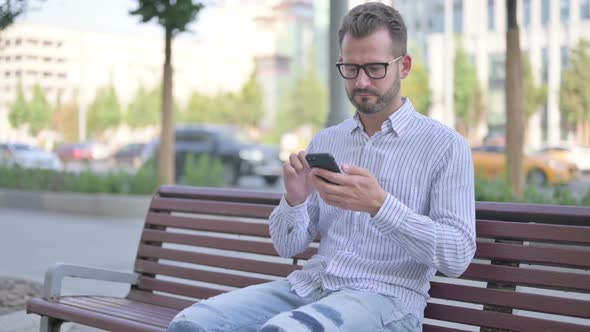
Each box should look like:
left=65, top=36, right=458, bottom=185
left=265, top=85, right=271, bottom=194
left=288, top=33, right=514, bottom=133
left=128, top=185, right=590, bottom=332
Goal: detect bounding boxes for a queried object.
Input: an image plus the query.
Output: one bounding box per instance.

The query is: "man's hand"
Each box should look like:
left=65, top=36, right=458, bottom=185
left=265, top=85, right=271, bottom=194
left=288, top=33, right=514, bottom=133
left=283, top=151, right=315, bottom=206
left=311, top=164, right=387, bottom=216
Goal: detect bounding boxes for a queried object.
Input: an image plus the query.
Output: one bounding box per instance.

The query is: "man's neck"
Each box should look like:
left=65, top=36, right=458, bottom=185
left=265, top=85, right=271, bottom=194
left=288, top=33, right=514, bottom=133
left=358, top=97, right=403, bottom=137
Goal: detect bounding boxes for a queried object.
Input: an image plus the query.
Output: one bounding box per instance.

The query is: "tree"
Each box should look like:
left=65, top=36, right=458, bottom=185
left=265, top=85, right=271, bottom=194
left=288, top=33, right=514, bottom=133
left=127, top=83, right=161, bottom=128
left=523, top=56, right=547, bottom=133
left=277, top=66, right=328, bottom=134
left=402, top=59, right=430, bottom=116
left=453, top=44, right=479, bottom=137
left=0, top=0, right=41, bottom=30
left=8, top=83, right=28, bottom=129
left=505, top=0, right=525, bottom=198
left=130, top=0, right=204, bottom=185
left=237, top=70, right=264, bottom=127
left=28, top=83, right=53, bottom=136
left=560, top=40, right=590, bottom=145
left=53, top=95, right=79, bottom=143
left=86, top=84, right=122, bottom=138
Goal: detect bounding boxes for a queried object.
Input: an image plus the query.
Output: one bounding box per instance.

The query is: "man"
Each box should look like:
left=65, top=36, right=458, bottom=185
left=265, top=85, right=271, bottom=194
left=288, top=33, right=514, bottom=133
left=167, top=2, right=475, bottom=331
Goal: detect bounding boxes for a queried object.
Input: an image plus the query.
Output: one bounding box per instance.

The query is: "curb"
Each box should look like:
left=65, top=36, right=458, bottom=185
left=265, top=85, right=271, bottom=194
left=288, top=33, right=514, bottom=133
left=0, top=310, right=39, bottom=332
left=0, top=189, right=151, bottom=218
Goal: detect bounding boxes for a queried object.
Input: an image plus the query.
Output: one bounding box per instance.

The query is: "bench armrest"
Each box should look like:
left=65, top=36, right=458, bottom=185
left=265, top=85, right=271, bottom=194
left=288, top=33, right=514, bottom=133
left=43, top=262, right=140, bottom=299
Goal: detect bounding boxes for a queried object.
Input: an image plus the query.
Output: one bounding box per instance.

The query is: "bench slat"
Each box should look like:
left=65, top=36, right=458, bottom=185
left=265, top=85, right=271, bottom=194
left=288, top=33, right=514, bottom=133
left=423, top=325, right=472, bottom=332
left=425, top=302, right=590, bottom=332
left=137, top=244, right=300, bottom=277
left=429, top=281, right=590, bottom=318
left=475, top=201, right=590, bottom=226
left=27, top=297, right=166, bottom=332
left=458, top=263, right=590, bottom=292
left=135, top=259, right=271, bottom=289
left=139, top=277, right=226, bottom=300
left=140, top=229, right=315, bottom=260
left=127, top=290, right=193, bottom=311
left=145, top=212, right=271, bottom=237
left=476, top=219, right=590, bottom=244
left=150, top=197, right=274, bottom=219
left=158, top=185, right=281, bottom=204
left=474, top=241, right=590, bottom=268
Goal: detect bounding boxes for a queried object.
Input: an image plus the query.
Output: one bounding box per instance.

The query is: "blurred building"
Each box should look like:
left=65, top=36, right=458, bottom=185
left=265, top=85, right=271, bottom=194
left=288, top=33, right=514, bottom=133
left=394, top=0, right=590, bottom=147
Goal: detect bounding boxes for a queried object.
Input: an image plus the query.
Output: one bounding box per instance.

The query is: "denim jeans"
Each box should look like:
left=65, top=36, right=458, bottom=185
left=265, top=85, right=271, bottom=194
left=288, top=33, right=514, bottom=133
left=166, top=280, right=420, bottom=332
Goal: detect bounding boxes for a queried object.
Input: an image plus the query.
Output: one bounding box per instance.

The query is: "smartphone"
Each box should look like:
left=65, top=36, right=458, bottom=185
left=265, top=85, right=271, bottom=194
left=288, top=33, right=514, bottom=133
left=305, top=153, right=341, bottom=173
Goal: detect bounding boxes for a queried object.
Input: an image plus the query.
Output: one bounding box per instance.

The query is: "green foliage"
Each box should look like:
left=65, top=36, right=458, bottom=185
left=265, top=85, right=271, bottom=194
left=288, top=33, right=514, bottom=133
left=523, top=56, right=547, bottom=122
left=8, top=83, right=28, bottom=129
left=53, top=98, right=79, bottom=143
left=0, top=0, right=35, bottom=30
left=402, top=60, right=430, bottom=115
left=86, top=84, right=122, bottom=138
left=277, top=66, right=328, bottom=133
left=130, top=0, right=204, bottom=36
left=239, top=70, right=264, bottom=127
left=453, top=44, right=479, bottom=133
left=182, top=154, right=224, bottom=187
left=8, top=83, right=53, bottom=135
left=127, top=84, right=161, bottom=128
left=560, top=39, right=590, bottom=128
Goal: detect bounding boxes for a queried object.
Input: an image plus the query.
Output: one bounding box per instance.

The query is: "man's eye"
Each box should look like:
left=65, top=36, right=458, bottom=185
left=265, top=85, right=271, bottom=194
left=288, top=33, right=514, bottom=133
left=366, top=65, right=383, bottom=72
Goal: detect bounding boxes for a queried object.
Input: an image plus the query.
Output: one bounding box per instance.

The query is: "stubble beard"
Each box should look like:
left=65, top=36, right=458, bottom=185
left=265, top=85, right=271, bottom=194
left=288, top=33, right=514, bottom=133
left=347, top=76, right=400, bottom=115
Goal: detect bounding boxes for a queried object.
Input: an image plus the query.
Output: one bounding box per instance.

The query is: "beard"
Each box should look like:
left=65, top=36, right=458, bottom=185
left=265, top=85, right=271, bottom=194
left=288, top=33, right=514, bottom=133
left=346, top=76, right=400, bottom=115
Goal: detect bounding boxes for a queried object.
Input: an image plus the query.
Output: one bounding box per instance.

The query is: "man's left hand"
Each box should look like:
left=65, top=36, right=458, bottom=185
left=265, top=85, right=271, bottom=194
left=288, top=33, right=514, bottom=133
left=311, top=164, right=388, bottom=216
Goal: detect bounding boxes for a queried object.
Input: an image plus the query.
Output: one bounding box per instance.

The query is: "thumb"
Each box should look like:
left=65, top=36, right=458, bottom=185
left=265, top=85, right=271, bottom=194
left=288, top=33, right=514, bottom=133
left=341, top=163, right=369, bottom=176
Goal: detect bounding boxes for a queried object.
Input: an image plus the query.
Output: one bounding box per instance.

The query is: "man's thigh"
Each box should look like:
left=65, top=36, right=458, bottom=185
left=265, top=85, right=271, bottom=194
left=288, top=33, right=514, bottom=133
left=259, top=288, right=420, bottom=332
left=167, top=280, right=310, bottom=332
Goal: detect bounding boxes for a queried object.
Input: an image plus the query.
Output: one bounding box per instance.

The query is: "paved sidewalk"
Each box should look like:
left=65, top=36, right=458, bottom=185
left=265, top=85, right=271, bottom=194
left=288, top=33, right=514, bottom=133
left=0, top=207, right=145, bottom=331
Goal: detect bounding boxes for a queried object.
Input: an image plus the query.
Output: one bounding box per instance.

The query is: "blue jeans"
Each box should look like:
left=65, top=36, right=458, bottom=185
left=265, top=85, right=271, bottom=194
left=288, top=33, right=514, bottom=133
left=166, top=280, right=420, bottom=332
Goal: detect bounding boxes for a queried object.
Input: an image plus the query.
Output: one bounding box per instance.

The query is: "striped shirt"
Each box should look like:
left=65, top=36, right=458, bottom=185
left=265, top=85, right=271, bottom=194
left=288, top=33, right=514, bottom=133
left=268, top=98, right=476, bottom=320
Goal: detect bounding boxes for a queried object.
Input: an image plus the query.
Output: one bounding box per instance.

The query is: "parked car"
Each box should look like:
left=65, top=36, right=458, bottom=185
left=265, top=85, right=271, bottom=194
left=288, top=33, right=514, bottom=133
left=471, top=145, right=578, bottom=186
left=148, top=125, right=282, bottom=185
left=534, top=144, right=590, bottom=174
left=0, top=143, right=62, bottom=171
left=55, top=142, right=109, bottom=163
left=108, top=142, right=155, bottom=172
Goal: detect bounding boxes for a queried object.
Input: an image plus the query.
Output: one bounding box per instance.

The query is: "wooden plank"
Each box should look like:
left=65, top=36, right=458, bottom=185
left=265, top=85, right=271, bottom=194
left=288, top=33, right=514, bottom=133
left=27, top=297, right=166, bottom=332
left=423, top=325, right=471, bottom=332
left=135, top=259, right=271, bottom=289
left=149, top=197, right=274, bottom=219
left=137, top=244, right=300, bottom=277
left=127, top=290, right=193, bottom=311
left=457, top=263, right=590, bottom=292
left=476, top=219, right=590, bottom=244
left=425, top=303, right=590, bottom=332
left=476, top=201, right=590, bottom=226
left=429, top=282, right=590, bottom=318
left=474, top=241, right=590, bottom=268
left=138, top=277, right=226, bottom=301
left=158, top=185, right=281, bottom=205
left=145, top=212, right=271, bottom=237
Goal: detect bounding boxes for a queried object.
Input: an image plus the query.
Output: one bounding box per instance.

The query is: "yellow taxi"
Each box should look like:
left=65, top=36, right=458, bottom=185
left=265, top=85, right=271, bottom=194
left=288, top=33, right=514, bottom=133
left=471, top=145, right=578, bottom=186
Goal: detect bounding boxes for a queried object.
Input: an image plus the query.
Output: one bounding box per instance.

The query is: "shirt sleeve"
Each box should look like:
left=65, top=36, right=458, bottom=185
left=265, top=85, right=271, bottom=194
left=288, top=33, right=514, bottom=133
left=370, top=136, right=476, bottom=278
left=268, top=193, right=320, bottom=258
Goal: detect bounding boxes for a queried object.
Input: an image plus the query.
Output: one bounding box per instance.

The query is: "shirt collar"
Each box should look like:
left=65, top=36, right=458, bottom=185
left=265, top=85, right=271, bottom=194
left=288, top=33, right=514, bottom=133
left=348, top=97, right=416, bottom=136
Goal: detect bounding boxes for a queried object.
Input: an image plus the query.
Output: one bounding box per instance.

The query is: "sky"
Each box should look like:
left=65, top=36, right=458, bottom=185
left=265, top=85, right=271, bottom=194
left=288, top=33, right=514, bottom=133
left=17, top=0, right=219, bottom=39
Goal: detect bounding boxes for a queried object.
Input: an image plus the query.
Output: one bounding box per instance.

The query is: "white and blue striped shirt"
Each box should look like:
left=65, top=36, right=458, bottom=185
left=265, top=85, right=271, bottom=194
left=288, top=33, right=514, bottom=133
left=268, top=98, right=476, bottom=320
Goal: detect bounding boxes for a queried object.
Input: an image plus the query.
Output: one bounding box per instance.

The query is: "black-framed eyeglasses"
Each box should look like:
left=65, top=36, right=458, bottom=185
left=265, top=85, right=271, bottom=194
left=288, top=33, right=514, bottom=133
left=336, top=55, right=404, bottom=80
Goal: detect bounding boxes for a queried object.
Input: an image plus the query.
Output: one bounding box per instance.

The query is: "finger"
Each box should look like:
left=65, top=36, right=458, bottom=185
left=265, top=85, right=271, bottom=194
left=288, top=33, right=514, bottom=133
left=297, top=151, right=311, bottom=170
left=341, top=163, right=371, bottom=177
left=312, top=168, right=346, bottom=185
left=289, top=153, right=305, bottom=172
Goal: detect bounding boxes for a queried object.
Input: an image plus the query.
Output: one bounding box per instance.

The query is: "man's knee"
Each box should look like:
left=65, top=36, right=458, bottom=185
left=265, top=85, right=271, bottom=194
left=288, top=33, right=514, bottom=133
left=166, top=319, right=207, bottom=332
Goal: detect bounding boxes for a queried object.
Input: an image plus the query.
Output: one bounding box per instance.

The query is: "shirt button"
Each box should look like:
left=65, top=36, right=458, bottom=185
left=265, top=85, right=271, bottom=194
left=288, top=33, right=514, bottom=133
left=355, top=211, right=361, bottom=216
left=348, top=247, right=354, bottom=252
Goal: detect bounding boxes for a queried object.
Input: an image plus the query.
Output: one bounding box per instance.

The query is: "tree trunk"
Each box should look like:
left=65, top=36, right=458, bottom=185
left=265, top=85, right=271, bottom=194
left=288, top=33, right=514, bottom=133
left=159, top=27, right=175, bottom=185
left=505, top=0, right=525, bottom=199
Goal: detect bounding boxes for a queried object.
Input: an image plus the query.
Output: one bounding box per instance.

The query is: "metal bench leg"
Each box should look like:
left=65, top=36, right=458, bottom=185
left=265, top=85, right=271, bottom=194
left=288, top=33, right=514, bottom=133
left=40, top=317, right=63, bottom=332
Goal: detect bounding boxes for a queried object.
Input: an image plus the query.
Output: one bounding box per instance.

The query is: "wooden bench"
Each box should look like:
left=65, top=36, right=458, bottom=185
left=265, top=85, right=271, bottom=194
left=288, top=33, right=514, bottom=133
left=27, top=185, right=590, bottom=332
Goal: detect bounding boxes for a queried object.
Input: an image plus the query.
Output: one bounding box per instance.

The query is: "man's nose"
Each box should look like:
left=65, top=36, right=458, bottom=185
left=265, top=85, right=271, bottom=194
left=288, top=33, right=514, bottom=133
left=355, top=69, right=371, bottom=88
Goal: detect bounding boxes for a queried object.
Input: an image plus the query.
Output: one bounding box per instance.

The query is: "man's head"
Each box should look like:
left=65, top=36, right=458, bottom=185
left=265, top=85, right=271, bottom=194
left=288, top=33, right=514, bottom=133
left=337, top=2, right=411, bottom=115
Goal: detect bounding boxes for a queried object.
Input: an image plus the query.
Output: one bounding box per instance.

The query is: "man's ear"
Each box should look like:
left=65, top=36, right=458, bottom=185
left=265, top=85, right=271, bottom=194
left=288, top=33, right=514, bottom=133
left=400, top=54, right=412, bottom=80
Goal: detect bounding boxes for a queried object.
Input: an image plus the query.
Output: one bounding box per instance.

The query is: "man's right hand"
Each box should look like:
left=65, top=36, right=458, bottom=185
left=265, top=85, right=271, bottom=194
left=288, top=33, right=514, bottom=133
left=283, top=151, right=315, bottom=206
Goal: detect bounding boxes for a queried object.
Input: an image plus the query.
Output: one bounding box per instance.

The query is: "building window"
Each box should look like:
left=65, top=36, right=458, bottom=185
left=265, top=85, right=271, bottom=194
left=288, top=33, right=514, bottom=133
left=15, top=38, right=22, bottom=45
left=560, top=0, right=570, bottom=21
left=430, top=0, right=445, bottom=33
left=15, top=70, right=21, bottom=77
left=541, top=47, right=549, bottom=83
left=15, top=55, right=22, bottom=61
left=582, top=0, right=590, bottom=19
left=57, top=73, right=67, bottom=79
left=542, top=0, right=550, bottom=25
left=561, top=46, right=569, bottom=68
left=488, top=0, right=495, bottom=31
left=523, top=0, right=531, bottom=27
left=453, top=0, right=463, bottom=33
left=488, top=53, right=505, bottom=88
left=27, top=38, right=38, bottom=45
